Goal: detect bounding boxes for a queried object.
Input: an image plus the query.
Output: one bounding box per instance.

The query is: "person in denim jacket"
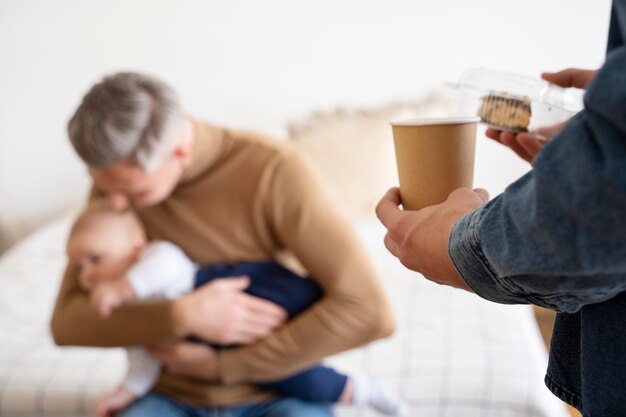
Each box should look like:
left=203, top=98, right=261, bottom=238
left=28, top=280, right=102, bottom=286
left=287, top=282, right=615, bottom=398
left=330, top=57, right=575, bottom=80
left=376, top=2, right=626, bottom=415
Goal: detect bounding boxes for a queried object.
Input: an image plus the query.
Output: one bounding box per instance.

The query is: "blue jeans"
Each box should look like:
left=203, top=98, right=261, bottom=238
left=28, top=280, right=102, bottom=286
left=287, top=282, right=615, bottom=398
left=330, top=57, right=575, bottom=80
left=118, top=393, right=334, bottom=417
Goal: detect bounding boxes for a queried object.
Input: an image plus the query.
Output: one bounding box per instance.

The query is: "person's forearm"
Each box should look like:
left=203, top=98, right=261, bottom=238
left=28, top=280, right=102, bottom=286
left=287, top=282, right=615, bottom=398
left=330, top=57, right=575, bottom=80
left=51, top=265, right=185, bottom=347
left=450, top=199, right=626, bottom=313
left=449, top=48, right=626, bottom=313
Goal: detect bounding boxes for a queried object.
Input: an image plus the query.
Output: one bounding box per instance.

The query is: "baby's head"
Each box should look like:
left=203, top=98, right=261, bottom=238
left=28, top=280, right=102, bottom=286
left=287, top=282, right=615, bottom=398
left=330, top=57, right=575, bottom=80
left=67, top=203, right=146, bottom=290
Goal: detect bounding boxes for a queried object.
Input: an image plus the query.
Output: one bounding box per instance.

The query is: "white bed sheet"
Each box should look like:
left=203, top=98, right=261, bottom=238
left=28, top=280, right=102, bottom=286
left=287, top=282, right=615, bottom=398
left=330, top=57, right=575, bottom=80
left=0, top=215, right=568, bottom=417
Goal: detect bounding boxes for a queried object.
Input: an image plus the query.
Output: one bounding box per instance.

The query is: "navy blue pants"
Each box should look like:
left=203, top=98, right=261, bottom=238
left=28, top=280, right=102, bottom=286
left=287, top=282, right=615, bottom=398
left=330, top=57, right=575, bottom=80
left=194, top=262, right=348, bottom=403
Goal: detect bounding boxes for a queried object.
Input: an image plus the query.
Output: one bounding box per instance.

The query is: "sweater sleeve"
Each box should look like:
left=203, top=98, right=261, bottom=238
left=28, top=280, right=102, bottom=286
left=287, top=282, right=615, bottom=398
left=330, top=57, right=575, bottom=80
left=218, top=149, right=396, bottom=384
left=127, top=241, right=196, bottom=300
left=50, top=189, right=182, bottom=347
left=449, top=46, right=626, bottom=313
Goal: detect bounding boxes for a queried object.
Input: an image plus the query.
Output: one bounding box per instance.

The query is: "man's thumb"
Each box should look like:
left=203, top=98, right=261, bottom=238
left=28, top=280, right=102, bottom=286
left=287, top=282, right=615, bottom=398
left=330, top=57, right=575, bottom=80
left=542, top=68, right=595, bottom=89
left=473, top=188, right=490, bottom=203
left=225, top=276, right=251, bottom=291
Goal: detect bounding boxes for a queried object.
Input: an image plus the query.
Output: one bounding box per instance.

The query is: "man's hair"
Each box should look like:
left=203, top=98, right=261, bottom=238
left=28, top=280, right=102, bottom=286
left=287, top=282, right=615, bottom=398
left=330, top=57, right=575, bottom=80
left=68, top=72, right=183, bottom=171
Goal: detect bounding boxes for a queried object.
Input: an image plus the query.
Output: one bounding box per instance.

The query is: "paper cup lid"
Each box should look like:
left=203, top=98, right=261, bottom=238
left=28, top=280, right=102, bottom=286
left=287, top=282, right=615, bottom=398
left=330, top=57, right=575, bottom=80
left=390, top=117, right=481, bottom=126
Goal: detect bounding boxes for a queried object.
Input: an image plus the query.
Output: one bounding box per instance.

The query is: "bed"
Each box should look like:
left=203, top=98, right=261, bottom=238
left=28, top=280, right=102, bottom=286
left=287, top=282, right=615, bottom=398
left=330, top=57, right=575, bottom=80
left=0, top=213, right=568, bottom=417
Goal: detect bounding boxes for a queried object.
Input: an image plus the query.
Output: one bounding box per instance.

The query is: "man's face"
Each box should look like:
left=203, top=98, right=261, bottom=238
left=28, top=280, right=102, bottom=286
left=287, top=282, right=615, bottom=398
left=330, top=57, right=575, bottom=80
left=89, top=155, right=184, bottom=212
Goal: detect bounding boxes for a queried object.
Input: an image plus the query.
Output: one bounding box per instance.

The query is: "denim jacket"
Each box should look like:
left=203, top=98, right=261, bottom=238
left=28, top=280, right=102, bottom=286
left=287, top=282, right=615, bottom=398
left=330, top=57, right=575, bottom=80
left=448, top=3, right=626, bottom=415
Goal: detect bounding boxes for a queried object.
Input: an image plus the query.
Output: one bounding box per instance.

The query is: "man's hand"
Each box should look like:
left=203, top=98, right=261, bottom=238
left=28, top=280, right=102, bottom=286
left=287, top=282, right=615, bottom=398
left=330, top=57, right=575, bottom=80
left=486, top=121, right=565, bottom=164
left=541, top=68, right=597, bottom=89
left=376, top=187, right=489, bottom=290
left=149, top=342, right=220, bottom=381
left=173, top=277, right=287, bottom=345
left=486, top=68, right=597, bottom=164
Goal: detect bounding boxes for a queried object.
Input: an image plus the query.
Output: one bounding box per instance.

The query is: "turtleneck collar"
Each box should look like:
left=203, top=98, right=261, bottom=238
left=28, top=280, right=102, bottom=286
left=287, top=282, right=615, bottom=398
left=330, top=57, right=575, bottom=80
left=178, top=117, right=225, bottom=185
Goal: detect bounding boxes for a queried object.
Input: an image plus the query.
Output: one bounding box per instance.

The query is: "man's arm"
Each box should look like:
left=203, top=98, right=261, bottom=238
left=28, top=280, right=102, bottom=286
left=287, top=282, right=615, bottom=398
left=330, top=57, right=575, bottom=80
left=217, top=149, right=396, bottom=385
left=51, top=262, right=185, bottom=346
left=450, top=47, right=626, bottom=313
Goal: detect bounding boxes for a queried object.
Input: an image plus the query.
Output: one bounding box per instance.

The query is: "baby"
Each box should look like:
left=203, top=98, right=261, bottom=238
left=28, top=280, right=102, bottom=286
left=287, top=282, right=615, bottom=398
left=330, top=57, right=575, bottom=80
left=66, top=205, right=408, bottom=417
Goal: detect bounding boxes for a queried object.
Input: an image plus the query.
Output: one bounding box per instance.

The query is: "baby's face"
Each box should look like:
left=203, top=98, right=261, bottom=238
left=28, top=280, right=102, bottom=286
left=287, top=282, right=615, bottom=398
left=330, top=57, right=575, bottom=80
left=67, top=220, right=139, bottom=291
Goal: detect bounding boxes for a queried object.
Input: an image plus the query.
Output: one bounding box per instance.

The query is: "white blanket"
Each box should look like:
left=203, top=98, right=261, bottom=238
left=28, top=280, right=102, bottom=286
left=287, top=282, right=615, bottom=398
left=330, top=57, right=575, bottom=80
left=0, top=216, right=568, bottom=417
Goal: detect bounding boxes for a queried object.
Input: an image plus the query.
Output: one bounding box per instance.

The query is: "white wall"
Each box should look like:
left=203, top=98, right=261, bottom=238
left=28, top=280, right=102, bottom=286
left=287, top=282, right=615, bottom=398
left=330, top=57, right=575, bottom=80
left=0, top=0, right=612, bottom=249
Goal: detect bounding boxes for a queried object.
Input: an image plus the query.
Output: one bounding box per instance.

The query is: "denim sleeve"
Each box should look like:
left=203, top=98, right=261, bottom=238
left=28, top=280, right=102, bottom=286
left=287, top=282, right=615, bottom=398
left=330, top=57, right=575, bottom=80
left=449, top=46, right=626, bottom=313
left=608, top=1, right=625, bottom=53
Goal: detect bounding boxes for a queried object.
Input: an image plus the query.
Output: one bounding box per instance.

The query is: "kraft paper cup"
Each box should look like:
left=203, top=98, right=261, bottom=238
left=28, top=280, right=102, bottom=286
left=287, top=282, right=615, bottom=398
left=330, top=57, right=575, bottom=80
left=390, top=117, right=479, bottom=211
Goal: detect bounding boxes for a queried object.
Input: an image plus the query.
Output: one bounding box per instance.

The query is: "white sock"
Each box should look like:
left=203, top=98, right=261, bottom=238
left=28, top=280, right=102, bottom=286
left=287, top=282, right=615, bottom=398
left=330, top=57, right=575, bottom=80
left=351, top=374, right=408, bottom=416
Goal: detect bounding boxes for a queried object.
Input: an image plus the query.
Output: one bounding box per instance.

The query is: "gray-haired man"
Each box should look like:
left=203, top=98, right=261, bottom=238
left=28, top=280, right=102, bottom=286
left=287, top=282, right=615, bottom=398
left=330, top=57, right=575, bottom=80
left=52, top=72, right=395, bottom=417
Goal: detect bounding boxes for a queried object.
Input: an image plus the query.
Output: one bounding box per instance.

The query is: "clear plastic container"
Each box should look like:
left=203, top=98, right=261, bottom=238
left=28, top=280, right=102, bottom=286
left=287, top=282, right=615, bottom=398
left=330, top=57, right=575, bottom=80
left=447, top=68, right=585, bottom=132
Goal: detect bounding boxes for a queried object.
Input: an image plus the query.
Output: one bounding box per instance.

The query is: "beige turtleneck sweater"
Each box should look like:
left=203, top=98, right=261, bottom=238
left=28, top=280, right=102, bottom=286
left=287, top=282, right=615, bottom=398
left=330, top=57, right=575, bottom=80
left=51, top=119, right=395, bottom=407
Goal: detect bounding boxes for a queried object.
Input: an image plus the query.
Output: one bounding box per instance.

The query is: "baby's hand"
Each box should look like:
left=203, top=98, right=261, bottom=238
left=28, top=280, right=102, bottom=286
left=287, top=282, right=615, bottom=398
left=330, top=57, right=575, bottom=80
left=78, top=269, right=98, bottom=292
left=96, top=386, right=137, bottom=417
left=91, top=280, right=135, bottom=318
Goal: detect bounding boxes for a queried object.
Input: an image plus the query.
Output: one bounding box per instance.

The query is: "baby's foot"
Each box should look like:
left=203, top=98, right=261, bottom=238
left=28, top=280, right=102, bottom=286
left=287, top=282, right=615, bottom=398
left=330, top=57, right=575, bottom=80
left=96, top=386, right=137, bottom=417
left=352, top=374, right=408, bottom=416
